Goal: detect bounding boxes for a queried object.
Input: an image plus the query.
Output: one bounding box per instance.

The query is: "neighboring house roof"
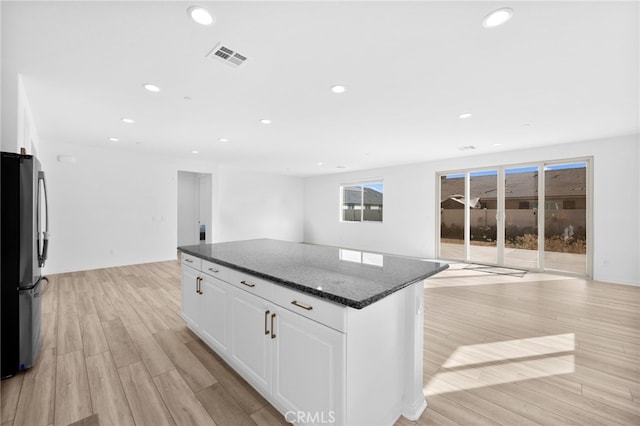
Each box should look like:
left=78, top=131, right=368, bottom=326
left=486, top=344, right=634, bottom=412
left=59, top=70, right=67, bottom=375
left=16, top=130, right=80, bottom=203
left=441, top=168, right=586, bottom=200
left=344, top=187, right=383, bottom=205
left=441, top=195, right=481, bottom=209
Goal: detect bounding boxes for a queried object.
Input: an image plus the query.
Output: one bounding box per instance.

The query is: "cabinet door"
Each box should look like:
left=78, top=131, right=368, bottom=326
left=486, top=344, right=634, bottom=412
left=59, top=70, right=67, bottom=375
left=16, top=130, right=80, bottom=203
left=272, top=308, right=345, bottom=425
left=229, top=287, right=272, bottom=395
left=199, top=274, right=228, bottom=354
left=181, top=266, right=200, bottom=330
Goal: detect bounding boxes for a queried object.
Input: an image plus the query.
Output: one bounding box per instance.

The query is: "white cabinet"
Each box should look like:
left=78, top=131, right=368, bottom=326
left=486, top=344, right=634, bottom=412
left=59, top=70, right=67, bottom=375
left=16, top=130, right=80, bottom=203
left=181, top=264, right=200, bottom=330
left=181, top=255, right=228, bottom=355
left=227, top=284, right=345, bottom=422
left=272, top=306, right=344, bottom=423
left=199, top=274, right=228, bottom=353
left=180, top=251, right=425, bottom=426
left=229, top=287, right=272, bottom=395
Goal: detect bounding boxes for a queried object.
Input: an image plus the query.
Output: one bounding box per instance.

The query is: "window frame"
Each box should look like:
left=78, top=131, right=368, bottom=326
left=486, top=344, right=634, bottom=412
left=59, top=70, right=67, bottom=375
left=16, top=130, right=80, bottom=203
left=339, top=179, right=384, bottom=223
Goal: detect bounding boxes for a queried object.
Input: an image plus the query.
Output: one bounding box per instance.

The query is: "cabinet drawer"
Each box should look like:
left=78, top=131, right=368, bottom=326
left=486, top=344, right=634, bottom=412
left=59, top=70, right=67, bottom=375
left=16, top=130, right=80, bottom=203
left=201, top=259, right=235, bottom=282
left=181, top=253, right=202, bottom=270
left=225, top=269, right=273, bottom=301
left=272, top=285, right=347, bottom=333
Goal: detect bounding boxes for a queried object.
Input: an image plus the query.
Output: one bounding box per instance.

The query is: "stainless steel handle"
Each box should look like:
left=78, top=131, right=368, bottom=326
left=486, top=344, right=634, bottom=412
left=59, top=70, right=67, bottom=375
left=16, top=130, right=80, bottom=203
left=185, top=258, right=194, bottom=263
left=270, top=313, right=276, bottom=339
left=37, top=171, right=49, bottom=267
left=196, top=277, right=203, bottom=295
left=208, top=268, right=219, bottom=273
left=291, top=300, right=313, bottom=311
left=264, top=310, right=270, bottom=335
left=240, top=280, right=256, bottom=288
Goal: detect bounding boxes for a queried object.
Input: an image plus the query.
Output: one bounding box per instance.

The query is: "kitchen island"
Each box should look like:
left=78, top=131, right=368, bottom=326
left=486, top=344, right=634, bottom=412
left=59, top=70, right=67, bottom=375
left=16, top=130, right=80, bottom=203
left=178, top=239, right=448, bottom=426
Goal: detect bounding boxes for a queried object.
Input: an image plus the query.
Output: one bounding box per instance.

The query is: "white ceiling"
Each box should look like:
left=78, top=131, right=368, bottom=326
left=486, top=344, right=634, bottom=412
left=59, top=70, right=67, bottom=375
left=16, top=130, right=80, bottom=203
left=2, top=1, right=638, bottom=176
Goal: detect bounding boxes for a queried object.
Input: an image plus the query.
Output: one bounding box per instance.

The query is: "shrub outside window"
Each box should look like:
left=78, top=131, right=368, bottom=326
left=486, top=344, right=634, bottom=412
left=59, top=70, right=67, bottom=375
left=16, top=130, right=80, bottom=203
left=341, top=181, right=383, bottom=222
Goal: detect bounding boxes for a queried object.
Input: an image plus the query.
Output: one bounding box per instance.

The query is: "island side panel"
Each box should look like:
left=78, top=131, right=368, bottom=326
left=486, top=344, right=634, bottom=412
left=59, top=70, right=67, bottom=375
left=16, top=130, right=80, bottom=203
left=401, top=280, right=427, bottom=420
left=345, top=285, right=410, bottom=426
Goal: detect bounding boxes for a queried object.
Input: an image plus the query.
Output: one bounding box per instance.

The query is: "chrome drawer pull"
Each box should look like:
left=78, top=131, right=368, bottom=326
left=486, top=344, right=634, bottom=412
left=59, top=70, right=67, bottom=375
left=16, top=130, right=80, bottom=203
left=291, top=300, right=313, bottom=311
left=240, top=280, right=256, bottom=288
left=184, top=258, right=193, bottom=263
left=208, top=268, right=219, bottom=273
left=264, top=310, right=270, bottom=335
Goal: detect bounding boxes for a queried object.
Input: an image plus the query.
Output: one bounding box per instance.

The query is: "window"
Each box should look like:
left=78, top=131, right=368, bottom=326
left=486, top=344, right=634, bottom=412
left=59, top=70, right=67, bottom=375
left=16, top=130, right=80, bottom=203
left=341, top=181, right=383, bottom=222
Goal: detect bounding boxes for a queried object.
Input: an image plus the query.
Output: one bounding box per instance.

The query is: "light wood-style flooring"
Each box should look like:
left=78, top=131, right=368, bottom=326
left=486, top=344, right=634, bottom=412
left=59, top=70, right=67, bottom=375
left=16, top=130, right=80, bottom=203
left=1, top=260, right=639, bottom=425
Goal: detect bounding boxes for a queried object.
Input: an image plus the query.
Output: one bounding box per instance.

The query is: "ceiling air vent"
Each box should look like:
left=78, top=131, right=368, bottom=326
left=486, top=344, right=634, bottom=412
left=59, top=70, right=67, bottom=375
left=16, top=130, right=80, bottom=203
left=206, top=43, right=248, bottom=68
left=458, top=145, right=476, bottom=151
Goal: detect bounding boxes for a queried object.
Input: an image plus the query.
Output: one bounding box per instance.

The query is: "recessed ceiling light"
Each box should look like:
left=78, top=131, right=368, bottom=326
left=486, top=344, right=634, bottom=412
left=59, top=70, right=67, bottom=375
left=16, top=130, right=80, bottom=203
left=191, top=150, right=199, bottom=154
left=482, top=8, right=513, bottom=28
left=121, top=118, right=135, bottom=124
left=317, top=162, right=324, bottom=166
left=458, top=113, right=472, bottom=119
left=522, top=123, right=531, bottom=127
left=219, top=138, right=229, bottom=142
left=330, top=85, right=346, bottom=94
left=188, top=6, right=214, bottom=26
left=493, top=143, right=502, bottom=146
left=108, top=137, right=119, bottom=142
left=143, top=83, right=160, bottom=92
left=260, top=119, right=272, bottom=124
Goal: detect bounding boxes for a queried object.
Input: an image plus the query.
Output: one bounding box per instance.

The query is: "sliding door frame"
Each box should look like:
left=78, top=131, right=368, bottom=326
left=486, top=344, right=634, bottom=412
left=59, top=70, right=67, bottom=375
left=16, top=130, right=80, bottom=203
left=436, top=157, right=593, bottom=278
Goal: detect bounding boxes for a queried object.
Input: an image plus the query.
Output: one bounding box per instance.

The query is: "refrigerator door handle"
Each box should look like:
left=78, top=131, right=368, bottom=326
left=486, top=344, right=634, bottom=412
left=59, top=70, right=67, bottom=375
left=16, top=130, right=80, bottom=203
left=19, top=276, right=42, bottom=292
left=37, top=171, right=49, bottom=267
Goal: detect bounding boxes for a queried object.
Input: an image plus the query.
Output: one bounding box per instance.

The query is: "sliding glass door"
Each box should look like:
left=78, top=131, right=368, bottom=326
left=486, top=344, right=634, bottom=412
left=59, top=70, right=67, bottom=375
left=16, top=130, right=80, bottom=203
left=469, top=170, right=498, bottom=265
left=439, top=173, right=465, bottom=261
left=438, top=159, right=590, bottom=276
left=503, top=166, right=540, bottom=270
left=543, top=162, right=588, bottom=274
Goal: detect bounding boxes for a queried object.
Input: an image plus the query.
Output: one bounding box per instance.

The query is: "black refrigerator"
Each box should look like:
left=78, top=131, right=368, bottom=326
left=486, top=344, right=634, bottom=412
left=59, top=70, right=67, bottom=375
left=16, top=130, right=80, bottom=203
left=1, top=151, right=49, bottom=378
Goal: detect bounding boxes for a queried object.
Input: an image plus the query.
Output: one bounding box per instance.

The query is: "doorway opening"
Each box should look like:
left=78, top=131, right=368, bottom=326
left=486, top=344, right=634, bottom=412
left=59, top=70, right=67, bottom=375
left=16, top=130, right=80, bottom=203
left=177, top=171, right=212, bottom=247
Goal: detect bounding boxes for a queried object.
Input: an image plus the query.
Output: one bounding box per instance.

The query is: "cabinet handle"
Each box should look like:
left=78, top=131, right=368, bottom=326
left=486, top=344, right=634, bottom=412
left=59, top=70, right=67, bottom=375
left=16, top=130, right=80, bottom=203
left=185, top=258, right=193, bottom=263
left=291, top=300, right=313, bottom=311
left=240, top=280, right=256, bottom=288
left=270, top=313, right=276, bottom=339
left=264, top=310, right=270, bottom=335
left=208, top=268, right=219, bottom=273
left=195, top=277, right=200, bottom=294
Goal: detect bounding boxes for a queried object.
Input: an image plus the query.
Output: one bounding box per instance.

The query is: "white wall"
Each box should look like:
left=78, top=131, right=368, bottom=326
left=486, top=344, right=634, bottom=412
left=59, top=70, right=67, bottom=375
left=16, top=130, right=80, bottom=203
left=304, top=134, right=640, bottom=286
left=17, top=76, right=40, bottom=156
left=1, top=75, right=40, bottom=156
left=198, top=173, right=213, bottom=243
left=38, top=142, right=219, bottom=274
left=177, top=171, right=199, bottom=246
left=215, top=167, right=304, bottom=243
left=37, top=143, right=305, bottom=274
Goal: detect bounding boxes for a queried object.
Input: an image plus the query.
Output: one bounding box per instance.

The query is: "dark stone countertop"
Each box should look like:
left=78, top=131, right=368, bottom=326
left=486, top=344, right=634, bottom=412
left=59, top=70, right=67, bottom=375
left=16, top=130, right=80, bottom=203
left=178, top=239, right=448, bottom=309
